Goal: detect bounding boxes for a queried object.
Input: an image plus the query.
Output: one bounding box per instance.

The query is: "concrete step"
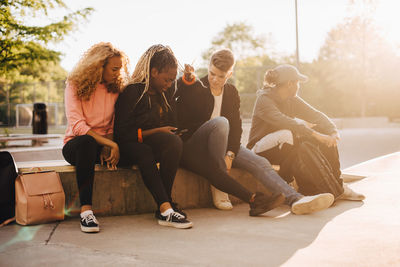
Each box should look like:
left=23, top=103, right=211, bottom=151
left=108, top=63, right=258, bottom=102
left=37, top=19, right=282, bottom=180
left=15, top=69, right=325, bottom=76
left=16, top=160, right=268, bottom=217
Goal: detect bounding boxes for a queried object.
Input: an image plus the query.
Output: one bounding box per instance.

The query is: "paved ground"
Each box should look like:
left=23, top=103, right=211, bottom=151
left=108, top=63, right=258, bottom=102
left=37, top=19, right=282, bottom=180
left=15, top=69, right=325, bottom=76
left=1, top=153, right=400, bottom=266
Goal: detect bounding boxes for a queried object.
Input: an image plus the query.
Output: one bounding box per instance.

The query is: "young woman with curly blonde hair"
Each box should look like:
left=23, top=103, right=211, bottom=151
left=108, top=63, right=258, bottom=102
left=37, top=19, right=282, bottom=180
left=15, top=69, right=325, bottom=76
left=62, top=42, right=129, bottom=233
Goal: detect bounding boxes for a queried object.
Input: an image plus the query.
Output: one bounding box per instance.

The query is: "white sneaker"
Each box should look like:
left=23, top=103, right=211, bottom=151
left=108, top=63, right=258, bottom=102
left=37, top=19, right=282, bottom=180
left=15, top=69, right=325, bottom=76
left=337, top=184, right=365, bottom=201
left=291, top=193, right=334, bottom=215
left=210, top=185, right=233, bottom=210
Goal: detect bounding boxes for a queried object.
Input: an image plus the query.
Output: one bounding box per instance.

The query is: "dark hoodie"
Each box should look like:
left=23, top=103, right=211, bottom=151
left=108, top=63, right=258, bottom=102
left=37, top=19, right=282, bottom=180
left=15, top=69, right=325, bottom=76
left=174, top=76, right=242, bottom=155
left=114, top=83, right=177, bottom=144
left=247, top=87, right=337, bottom=150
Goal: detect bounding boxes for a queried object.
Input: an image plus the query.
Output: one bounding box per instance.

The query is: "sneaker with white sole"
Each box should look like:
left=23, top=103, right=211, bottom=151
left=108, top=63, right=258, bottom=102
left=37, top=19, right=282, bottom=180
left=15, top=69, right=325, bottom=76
left=291, top=193, right=334, bottom=215
left=337, top=184, right=365, bottom=201
left=155, top=202, right=188, bottom=219
left=211, top=185, right=233, bottom=210
left=157, top=211, right=193, bottom=229
left=80, top=211, right=100, bottom=233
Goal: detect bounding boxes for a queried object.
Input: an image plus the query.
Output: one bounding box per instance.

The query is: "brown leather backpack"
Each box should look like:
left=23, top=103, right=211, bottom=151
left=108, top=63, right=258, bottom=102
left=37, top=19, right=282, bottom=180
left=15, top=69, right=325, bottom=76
left=15, top=169, right=65, bottom=225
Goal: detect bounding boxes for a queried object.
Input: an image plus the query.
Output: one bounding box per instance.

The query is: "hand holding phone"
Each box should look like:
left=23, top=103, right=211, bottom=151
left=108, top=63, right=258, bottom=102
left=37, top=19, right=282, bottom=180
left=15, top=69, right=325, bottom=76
left=173, top=128, right=188, bottom=135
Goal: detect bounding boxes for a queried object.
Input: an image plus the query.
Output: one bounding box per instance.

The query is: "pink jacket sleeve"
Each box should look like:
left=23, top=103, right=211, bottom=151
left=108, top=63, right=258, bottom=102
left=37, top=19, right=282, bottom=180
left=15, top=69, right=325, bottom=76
left=64, top=83, right=91, bottom=136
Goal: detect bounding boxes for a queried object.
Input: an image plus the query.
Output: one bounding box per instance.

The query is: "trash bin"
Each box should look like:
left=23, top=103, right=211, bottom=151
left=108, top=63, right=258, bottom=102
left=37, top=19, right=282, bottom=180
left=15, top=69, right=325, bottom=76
left=32, top=103, right=47, bottom=134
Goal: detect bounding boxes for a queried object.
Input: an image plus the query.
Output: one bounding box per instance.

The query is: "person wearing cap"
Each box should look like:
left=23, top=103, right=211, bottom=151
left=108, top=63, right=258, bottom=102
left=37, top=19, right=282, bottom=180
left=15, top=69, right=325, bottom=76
left=175, top=50, right=336, bottom=216
left=247, top=64, right=365, bottom=201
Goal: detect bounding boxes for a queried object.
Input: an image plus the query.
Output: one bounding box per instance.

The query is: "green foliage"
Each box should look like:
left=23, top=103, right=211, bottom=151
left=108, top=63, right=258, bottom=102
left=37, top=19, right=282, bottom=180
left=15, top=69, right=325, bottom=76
left=0, top=0, right=93, bottom=125
left=0, top=0, right=93, bottom=75
left=234, top=55, right=276, bottom=93
left=307, top=16, right=400, bottom=117
left=202, top=22, right=266, bottom=63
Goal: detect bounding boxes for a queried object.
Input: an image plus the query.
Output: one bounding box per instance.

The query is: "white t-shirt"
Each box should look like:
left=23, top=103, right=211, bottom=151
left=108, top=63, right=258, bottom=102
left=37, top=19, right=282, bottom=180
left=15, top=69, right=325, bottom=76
left=210, top=90, right=224, bottom=119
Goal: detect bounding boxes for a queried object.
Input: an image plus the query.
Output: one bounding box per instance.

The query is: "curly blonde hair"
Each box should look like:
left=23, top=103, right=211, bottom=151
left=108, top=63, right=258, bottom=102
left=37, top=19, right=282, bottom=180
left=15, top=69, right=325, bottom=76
left=67, top=42, right=129, bottom=100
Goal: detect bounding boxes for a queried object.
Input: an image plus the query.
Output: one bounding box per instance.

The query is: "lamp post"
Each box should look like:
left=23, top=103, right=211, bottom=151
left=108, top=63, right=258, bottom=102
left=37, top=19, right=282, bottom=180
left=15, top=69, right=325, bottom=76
left=295, top=0, right=300, bottom=67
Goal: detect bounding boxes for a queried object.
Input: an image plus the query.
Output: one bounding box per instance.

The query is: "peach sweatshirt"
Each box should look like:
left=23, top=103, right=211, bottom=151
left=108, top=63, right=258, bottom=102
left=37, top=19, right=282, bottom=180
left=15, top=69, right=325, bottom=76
left=63, top=82, right=119, bottom=144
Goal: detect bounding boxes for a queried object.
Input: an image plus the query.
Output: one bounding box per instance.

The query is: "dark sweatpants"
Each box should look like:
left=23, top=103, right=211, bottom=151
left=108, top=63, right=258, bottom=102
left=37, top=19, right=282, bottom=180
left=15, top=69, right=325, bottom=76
left=258, top=138, right=342, bottom=183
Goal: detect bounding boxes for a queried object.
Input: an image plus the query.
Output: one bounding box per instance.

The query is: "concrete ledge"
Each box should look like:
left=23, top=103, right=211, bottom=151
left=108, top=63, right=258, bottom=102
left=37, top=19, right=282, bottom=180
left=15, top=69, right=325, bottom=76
left=17, top=160, right=139, bottom=173
left=341, top=151, right=400, bottom=180
left=0, top=134, right=62, bottom=147
left=16, top=161, right=269, bottom=217
left=2, top=146, right=64, bottom=162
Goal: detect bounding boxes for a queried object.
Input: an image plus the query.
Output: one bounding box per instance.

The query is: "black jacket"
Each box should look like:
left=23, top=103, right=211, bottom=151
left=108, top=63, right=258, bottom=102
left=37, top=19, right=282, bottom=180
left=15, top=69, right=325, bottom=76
left=114, top=83, right=177, bottom=144
left=174, top=76, right=242, bottom=155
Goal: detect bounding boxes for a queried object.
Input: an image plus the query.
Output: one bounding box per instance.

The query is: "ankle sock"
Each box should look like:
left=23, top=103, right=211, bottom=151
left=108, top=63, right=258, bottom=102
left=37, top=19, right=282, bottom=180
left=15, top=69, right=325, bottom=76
left=80, top=210, right=93, bottom=218
left=161, top=208, right=174, bottom=217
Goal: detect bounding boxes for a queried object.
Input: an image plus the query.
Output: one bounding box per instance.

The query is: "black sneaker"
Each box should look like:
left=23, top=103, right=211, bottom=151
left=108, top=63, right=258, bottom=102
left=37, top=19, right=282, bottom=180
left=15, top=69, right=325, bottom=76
left=171, top=202, right=187, bottom=218
left=80, top=213, right=100, bottom=233
left=157, top=211, right=193, bottom=229
left=249, top=192, right=285, bottom=216
left=154, top=203, right=187, bottom=219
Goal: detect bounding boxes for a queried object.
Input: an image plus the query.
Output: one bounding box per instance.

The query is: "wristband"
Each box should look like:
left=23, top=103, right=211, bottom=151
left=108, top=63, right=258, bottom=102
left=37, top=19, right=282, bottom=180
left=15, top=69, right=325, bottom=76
left=182, top=74, right=196, bottom=85
left=138, top=128, right=143, bottom=143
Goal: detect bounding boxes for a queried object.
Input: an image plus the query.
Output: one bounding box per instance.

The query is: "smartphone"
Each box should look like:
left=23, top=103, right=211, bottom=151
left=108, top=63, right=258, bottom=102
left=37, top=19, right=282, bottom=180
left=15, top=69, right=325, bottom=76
left=173, top=128, right=188, bottom=135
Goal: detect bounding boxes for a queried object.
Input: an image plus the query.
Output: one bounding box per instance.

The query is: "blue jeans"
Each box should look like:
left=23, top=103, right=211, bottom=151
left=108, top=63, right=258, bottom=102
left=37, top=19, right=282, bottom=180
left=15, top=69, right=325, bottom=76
left=233, top=146, right=302, bottom=205
left=186, top=117, right=302, bottom=205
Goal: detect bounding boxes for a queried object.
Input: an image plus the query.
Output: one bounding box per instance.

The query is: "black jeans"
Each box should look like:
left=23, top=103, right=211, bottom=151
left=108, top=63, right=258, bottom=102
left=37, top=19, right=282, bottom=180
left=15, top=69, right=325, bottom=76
left=62, top=135, right=102, bottom=206
left=118, top=132, right=182, bottom=207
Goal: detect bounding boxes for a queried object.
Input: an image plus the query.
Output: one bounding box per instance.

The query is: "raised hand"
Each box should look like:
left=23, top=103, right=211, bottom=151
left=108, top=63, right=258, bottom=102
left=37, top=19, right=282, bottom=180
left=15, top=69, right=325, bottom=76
left=184, top=64, right=195, bottom=82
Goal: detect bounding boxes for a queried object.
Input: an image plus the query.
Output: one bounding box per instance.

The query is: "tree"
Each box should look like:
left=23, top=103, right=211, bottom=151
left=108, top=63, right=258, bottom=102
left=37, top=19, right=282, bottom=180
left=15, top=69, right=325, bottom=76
left=0, top=0, right=93, bottom=125
left=309, top=16, right=400, bottom=117
left=0, top=0, right=93, bottom=75
left=202, top=22, right=268, bottom=62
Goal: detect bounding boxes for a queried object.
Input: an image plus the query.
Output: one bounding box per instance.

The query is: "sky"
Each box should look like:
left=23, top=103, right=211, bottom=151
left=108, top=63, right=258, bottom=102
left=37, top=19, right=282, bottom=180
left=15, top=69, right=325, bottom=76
left=42, top=0, right=400, bottom=72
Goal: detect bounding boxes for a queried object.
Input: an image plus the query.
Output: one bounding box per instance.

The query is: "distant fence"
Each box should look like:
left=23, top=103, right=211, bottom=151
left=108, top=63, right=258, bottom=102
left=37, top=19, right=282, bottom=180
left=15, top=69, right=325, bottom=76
left=15, top=103, right=66, bottom=127
left=0, top=80, right=66, bottom=127
left=0, top=102, right=66, bottom=127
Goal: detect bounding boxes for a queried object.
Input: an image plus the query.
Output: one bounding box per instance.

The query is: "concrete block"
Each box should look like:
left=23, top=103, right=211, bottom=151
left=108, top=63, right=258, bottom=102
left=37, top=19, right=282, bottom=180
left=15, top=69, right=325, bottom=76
left=60, top=168, right=157, bottom=217
left=58, top=166, right=268, bottom=217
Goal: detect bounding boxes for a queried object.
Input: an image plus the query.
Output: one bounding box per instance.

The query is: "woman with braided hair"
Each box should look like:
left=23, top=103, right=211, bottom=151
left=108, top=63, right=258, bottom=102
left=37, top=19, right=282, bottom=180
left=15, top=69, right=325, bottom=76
left=63, top=42, right=129, bottom=233
left=114, top=44, right=193, bottom=229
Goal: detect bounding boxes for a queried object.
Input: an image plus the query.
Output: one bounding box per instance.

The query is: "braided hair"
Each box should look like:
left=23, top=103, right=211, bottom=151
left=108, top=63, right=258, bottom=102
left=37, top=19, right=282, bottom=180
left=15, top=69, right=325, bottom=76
left=130, top=44, right=178, bottom=108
